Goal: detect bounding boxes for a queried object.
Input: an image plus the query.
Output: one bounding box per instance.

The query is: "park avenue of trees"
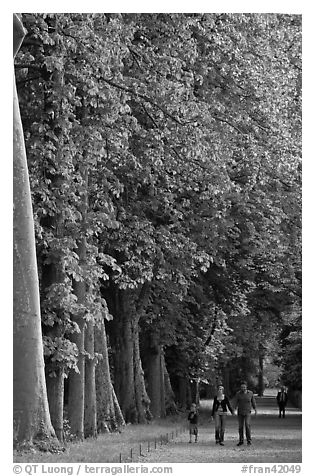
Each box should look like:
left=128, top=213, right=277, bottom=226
left=13, top=13, right=301, bottom=450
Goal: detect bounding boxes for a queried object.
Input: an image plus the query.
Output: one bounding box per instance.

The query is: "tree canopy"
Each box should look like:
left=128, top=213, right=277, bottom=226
left=14, top=12, right=301, bottom=436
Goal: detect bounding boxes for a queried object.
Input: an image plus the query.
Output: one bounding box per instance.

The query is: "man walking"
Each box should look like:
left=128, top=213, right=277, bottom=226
left=276, top=386, right=288, bottom=418
left=233, top=381, right=257, bottom=446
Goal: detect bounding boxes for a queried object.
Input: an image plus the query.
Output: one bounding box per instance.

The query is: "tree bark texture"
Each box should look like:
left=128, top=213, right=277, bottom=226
left=145, top=342, right=166, bottom=418
left=186, top=379, right=192, bottom=408
left=45, top=369, right=64, bottom=442
left=178, top=376, right=192, bottom=409
left=107, top=290, right=151, bottom=423
left=41, top=249, right=65, bottom=442
left=133, top=320, right=152, bottom=422
left=13, top=14, right=26, bottom=58
left=258, top=347, right=265, bottom=397
left=84, top=320, right=97, bottom=438
left=13, top=13, right=57, bottom=449
left=143, top=332, right=177, bottom=417
left=162, top=353, right=177, bottom=415
left=190, top=379, right=200, bottom=405
left=67, top=244, right=86, bottom=440
left=112, top=383, right=125, bottom=428
left=95, top=319, right=125, bottom=432
left=223, top=366, right=231, bottom=396
left=68, top=161, right=89, bottom=439
left=67, top=288, right=85, bottom=440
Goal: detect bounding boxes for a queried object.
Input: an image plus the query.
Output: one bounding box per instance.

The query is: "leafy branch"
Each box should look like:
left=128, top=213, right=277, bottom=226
left=100, top=77, right=184, bottom=126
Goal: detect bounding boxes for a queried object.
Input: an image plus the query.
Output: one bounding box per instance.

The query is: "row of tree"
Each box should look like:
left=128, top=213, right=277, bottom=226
left=13, top=13, right=301, bottom=450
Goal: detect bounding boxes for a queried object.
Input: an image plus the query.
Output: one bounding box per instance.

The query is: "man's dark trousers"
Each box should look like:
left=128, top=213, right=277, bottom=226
left=238, top=413, right=251, bottom=443
left=278, top=402, right=286, bottom=418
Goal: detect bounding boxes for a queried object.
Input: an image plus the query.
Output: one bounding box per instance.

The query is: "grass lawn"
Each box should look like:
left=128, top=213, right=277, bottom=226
left=14, top=413, right=187, bottom=463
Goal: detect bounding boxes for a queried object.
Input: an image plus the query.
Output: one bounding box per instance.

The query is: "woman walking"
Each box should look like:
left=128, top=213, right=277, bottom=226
left=211, top=384, right=234, bottom=445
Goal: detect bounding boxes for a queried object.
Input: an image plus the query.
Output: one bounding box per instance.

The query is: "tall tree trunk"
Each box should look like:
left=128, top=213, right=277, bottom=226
left=68, top=160, right=88, bottom=439
left=13, top=13, right=57, bottom=449
left=191, top=379, right=200, bottom=405
left=112, top=383, right=125, bottom=427
left=113, top=300, right=135, bottom=421
left=223, top=366, right=231, bottom=396
left=40, top=44, right=66, bottom=442
left=186, top=380, right=192, bottom=408
left=84, top=320, right=97, bottom=438
left=45, top=368, right=64, bottom=442
left=41, top=250, right=65, bottom=442
left=107, top=289, right=151, bottom=423
left=160, top=352, right=166, bottom=417
left=133, top=319, right=152, bottom=422
left=68, top=240, right=87, bottom=440
left=142, top=331, right=177, bottom=417
left=162, top=353, right=177, bottom=415
left=258, top=345, right=265, bottom=397
left=67, top=284, right=85, bottom=440
left=146, top=342, right=166, bottom=418
left=178, top=376, right=191, bottom=409
left=95, top=319, right=125, bottom=432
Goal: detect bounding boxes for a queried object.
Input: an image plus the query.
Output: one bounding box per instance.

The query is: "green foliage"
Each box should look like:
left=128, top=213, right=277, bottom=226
left=43, top=336, right=79, bottom=376
left=276, top=305, right=302, bottom=390
left=15, top=13, right=301, bottom=398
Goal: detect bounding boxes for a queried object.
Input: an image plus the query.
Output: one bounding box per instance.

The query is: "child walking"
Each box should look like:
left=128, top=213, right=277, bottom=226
left=188, top=403, right=199, bottom=443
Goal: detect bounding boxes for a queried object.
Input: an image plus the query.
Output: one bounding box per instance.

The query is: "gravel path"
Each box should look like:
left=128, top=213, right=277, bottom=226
left=139, top=396, right=302, bottom=463
left=14, top=394, right=301, bottom=464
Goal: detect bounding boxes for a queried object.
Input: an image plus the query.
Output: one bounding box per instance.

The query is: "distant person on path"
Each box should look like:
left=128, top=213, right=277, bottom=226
left=211, top=384, right=234, bottom=446
left=187, top=403, right=199, bottom=443
left=276, top=386, right=288, bottom=418
left=233, top=381, right=257, bottom=446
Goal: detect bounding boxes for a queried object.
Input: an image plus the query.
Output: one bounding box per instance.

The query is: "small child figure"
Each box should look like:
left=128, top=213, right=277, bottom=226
left=187, top=403, right=199, bottom=443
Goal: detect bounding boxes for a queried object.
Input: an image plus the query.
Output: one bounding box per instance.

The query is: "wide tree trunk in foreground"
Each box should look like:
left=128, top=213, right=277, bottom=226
left=95, top=319, right=125, bottom=432
left=13, top=13, right=58, bottom=449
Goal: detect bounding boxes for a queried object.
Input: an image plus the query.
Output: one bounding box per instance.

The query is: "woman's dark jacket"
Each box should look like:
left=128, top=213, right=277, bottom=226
left=211, top=396, right=233, bottom=416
